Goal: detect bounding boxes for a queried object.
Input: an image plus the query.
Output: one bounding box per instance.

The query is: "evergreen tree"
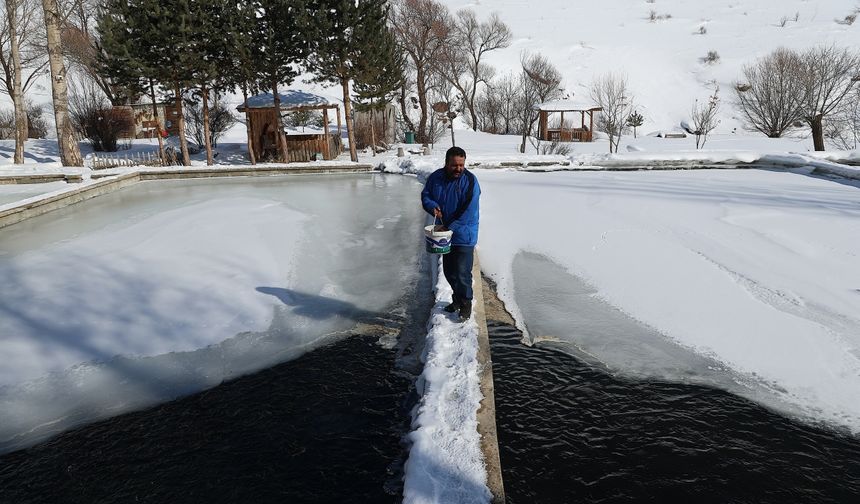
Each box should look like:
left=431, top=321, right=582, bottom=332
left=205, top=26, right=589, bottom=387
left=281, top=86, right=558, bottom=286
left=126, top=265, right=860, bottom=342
left=252, top=0, right=312, bottom=162
left=307, top=0, right=390, bottom=162
left=353, top=22, right=404, bottom=154
left=626, top=110, right=644, bottom=138
left=96, top=2, right=165, bottom=161
left=98, top=0, right=200, bottom=166
left=219, top=0, right=259, bottom=164
left=187, top=0, right=233, bottom=165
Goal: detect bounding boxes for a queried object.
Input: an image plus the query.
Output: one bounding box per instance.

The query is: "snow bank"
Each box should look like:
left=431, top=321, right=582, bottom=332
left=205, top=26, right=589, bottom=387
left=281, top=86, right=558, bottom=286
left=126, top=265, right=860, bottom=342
left=403, top=257, right=490, bottom=504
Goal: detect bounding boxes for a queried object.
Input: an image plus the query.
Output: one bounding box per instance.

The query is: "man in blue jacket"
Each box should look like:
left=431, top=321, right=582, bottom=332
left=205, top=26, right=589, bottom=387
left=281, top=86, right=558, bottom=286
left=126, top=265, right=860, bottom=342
left=421, top=146, right=481, bottom=321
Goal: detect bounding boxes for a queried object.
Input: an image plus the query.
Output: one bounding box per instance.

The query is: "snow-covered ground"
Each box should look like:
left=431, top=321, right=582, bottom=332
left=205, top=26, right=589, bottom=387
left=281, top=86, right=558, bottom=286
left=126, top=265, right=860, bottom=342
left=403, top=258, right=490, bottom=504
left=0, top=174, right=425, bottom=452
left=435, top=0, right=860, bottom=135
left=389, top=154, right=860, bottom=435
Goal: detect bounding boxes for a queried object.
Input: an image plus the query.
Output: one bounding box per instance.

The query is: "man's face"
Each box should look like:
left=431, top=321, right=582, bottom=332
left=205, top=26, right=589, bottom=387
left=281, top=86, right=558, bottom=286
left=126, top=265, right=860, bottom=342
left=445, top=155, right=466, bottom=178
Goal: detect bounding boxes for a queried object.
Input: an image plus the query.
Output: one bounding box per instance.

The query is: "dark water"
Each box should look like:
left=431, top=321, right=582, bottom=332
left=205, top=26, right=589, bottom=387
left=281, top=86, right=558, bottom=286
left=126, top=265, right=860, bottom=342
left=489, top=321, right=860, bottom=504
left=0, top=335, right=412, bottom=504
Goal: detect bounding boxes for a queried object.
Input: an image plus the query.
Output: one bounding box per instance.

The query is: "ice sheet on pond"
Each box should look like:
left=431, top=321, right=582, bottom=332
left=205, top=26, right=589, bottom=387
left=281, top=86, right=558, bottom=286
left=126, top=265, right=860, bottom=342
left=476, top=168, right=860, bottom=433
left=0, top=181, right=69, bottom=207
left=0, top=174, right=425, bottom=452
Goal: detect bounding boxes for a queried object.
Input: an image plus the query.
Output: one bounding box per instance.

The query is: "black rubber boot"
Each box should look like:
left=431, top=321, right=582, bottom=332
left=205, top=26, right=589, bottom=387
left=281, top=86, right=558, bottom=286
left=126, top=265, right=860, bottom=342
left=444, top=299, right=461, bottom=313
left=458, top=300, right=472, bottom=321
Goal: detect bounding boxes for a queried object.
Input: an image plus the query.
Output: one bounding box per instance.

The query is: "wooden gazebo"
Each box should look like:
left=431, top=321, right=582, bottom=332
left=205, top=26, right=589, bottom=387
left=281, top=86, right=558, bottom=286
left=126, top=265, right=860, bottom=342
left=237, top=90, right=343, bottom=162
left=535, top=99, right=602, bottom=142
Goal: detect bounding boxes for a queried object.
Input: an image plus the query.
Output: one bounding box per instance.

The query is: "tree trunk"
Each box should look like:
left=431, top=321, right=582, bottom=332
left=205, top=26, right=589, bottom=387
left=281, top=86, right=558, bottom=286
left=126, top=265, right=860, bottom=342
left=242, top=85, right=256, bottom=165
left=398, top=84, right=416, bottom=136
left=416, top=66, right=428, bottom=144
left=341, top=78, right=358, bottom=162
left=811, top=115, right=825, bottom=151
left=520, top=112, right=536, bottom=153
left=468, top=79, right=479, bottom=131
left=149, top=79, right=165, bottom=164
left=201, top=86, right=213, bottom=165
left=6, top=0, right=26, bottom=164
left=41, top=0, right=82, bottom=166
left=174, top=82, right=190, bottom=166
left=272, top=83, right=289, bottom=162
left=370, top=108, right=377, bottom=157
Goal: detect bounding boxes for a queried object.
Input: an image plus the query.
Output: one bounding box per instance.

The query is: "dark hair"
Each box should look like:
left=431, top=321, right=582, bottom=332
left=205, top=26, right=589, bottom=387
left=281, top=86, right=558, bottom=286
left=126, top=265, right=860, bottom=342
left=445, top=146, right=466, bottom=164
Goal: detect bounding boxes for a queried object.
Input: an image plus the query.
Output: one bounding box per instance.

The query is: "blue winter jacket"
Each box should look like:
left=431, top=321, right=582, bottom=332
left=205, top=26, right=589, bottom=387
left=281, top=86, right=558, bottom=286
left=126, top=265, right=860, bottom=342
left=421, top=168, right=481, bottom=246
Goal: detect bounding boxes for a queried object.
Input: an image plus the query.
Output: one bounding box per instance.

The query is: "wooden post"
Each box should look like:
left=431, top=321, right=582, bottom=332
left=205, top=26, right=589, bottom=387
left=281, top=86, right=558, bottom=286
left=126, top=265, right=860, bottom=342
left=539, top=110, right=548, bottom=140
left=589, top=111, right=594, bottom=142
left=323, top=107, right=331, bottom=160
left=560, top=111, right=565, bottom=141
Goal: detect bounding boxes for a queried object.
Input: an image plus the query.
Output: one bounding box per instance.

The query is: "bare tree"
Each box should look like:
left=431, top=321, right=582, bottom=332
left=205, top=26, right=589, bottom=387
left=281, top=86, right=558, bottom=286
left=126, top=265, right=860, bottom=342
left=434, top=9, right=511, bottom=131
left=391, top=0, right=452, bottom=144
left=61, top=0, right=122, bottom=104
left=797, top=45, right=860, bottom=151
left=690, top=85, right=720, bottom=149
left=825, top=85, right=860, bottom=150
left=41, top=0, right=82, bottom=165
left=734, top=48, right=805, bottom=138
left=424, top=69, right=454, bottom=145
left=475, top=71, right=524, bottom=134
left=1, top=0, right=46, bottom=163
left=590, top=72, right=633, bottom=153
left=517, top=52, right=563, bottom=153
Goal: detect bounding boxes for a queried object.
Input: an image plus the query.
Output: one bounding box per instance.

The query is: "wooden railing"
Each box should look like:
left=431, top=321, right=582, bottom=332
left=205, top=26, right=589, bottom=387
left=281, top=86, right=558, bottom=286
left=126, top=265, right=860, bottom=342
left=285, top=133, right=343, bottom=161
left=91, top=149, right=176, bottom=170
left=547, top=128, right=591, bottom=142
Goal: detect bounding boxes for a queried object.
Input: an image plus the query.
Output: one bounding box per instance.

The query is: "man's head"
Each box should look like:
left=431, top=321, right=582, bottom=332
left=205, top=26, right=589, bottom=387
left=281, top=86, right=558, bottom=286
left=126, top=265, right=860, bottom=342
left=444, top=146, right=467, bottom=178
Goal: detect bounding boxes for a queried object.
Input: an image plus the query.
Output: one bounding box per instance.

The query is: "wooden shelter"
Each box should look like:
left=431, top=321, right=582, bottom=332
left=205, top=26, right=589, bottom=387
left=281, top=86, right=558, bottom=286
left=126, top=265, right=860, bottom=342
left=113, top=101, right=181, bottom=139
left=237, top=90, right=343, bottom=162
left=535, top=99, right=602, bottom=142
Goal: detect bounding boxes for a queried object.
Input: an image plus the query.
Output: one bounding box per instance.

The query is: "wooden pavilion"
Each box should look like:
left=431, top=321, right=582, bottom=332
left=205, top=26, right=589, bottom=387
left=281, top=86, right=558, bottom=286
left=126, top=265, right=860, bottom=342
left=237, top=90, right=343, bottom=162
left=534, top=99, right=602, bottom=142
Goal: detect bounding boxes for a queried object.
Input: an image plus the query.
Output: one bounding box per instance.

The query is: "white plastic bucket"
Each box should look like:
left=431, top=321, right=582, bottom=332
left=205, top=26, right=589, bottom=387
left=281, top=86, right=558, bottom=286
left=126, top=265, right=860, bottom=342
left=424, top=224, right=453, bottom=254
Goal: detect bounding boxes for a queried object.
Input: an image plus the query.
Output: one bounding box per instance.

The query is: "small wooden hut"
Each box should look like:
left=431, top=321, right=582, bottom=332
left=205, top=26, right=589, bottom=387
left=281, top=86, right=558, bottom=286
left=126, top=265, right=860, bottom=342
left=114, top=101, right=181, bottom=139
left=237, top=91, right=343, bottom=162
left=534, top=99, right=602, bottom=142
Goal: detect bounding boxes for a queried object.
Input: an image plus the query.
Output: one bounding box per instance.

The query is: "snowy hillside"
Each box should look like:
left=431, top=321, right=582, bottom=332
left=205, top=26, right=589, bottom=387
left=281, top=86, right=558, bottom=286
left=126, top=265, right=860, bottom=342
left=436, top=0, right=860, bottom=133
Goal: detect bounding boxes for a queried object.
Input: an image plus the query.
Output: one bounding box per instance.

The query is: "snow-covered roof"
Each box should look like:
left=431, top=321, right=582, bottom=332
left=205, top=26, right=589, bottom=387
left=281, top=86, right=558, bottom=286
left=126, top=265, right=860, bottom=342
left=534, top=99, right=602, bottom=112
left=236, top=90, right=338, bottom=111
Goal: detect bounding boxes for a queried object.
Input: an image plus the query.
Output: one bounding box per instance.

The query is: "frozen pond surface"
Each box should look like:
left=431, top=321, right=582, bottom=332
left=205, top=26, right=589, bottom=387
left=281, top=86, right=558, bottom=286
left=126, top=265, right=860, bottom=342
left=0, top=174, right=425, bottom=452
left=478, top=168, right=860, bottom=432
left=0, top=181, right=69, bottom=207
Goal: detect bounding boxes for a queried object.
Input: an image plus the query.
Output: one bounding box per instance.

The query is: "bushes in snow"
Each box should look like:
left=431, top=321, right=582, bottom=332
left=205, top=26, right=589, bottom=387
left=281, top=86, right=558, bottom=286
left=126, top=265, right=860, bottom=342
left=690, top=86, right=720, bottom=149
left=69, top=79, right=132, bottom=152
left=701, top=50, right=720, bottom=65
left=184, top=95, right=237, bottom=150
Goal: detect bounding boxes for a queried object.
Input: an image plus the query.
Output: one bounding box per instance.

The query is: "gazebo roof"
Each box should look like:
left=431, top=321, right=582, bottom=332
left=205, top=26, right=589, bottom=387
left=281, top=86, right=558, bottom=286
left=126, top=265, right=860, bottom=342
left=534, top=99, right=602, bottom=112
left=237, top=90, right=339, bottom=112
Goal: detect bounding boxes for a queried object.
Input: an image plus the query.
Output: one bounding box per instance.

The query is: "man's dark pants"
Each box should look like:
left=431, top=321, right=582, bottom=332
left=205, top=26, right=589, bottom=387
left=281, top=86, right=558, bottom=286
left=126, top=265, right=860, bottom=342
left=442, top=245, right=474, bottom=303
